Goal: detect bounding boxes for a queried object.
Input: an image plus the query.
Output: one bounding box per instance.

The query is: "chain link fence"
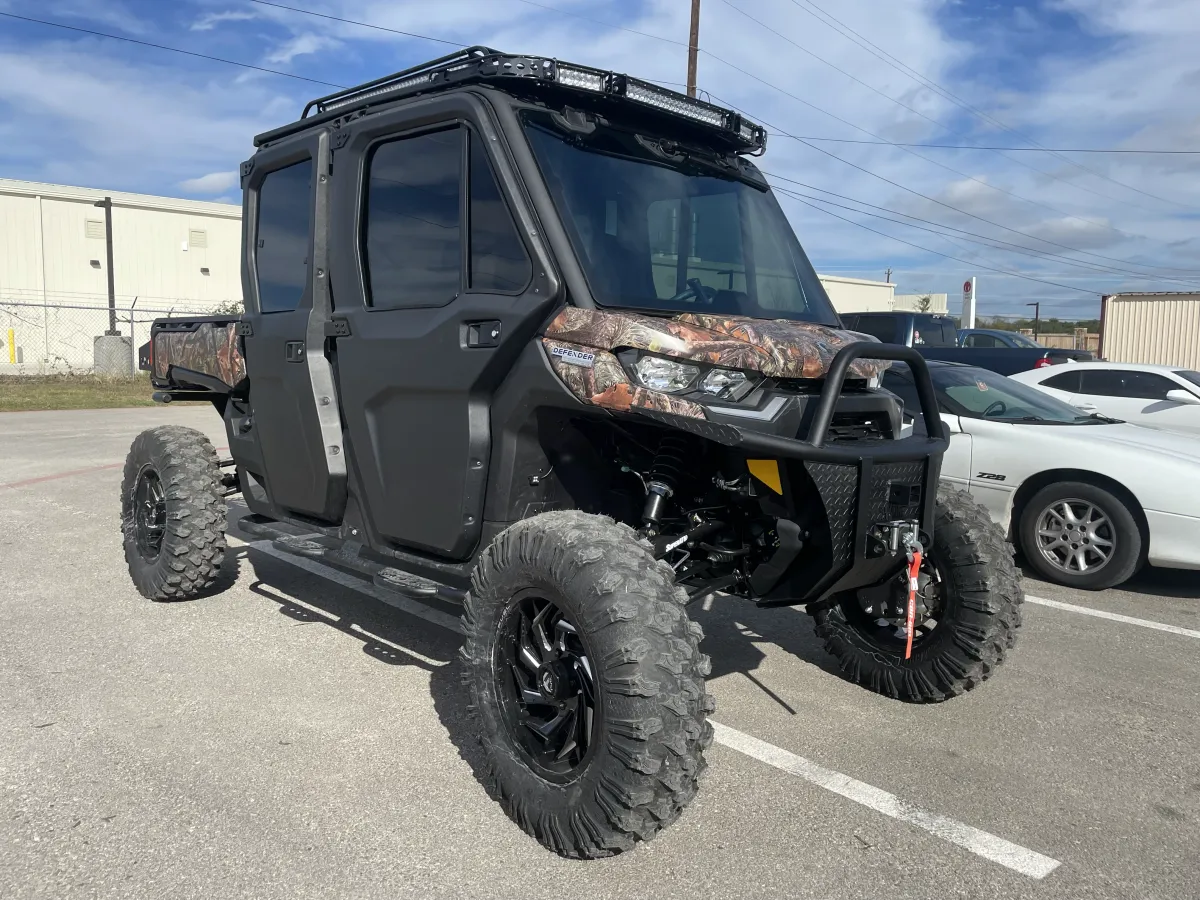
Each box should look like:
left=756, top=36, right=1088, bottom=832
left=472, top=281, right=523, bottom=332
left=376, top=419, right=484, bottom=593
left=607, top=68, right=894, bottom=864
left=0, top=298, right=230, bottom=376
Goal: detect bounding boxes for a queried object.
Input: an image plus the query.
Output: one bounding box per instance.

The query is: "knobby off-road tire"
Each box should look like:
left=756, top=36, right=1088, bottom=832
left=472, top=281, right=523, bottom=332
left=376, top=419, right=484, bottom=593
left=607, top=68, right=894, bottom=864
left=813, top=488, right=1023, bottom=703
left=121, top=426, right=227, bottom=601
left=461, top=510, right=715, bottom=859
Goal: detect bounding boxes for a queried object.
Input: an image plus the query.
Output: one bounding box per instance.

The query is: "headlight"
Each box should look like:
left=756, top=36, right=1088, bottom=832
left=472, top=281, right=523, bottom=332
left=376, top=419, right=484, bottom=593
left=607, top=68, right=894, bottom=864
left=699, top=368, right=754, bottom=401
left=634, top=356, right=700, bottom=392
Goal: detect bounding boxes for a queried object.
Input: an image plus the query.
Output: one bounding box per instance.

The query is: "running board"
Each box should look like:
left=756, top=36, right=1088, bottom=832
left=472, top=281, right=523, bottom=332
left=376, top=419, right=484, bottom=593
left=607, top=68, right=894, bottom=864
left=249, top=519, right=467, bottom=603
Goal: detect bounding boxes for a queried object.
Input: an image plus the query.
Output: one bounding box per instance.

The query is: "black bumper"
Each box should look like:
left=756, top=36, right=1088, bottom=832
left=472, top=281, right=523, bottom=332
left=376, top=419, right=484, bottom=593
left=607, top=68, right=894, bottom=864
left=641, top=343, right=948, bottom=606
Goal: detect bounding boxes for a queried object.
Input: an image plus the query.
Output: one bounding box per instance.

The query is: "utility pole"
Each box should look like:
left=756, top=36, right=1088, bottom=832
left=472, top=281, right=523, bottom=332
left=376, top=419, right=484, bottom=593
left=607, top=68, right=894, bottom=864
left=885, top=267, right=892, bottom=283
left=1026, top=301, right=1040, bottom=340
left=686, top=0, right=701, bottom=97
left=94, top=197, right=117, bottom=334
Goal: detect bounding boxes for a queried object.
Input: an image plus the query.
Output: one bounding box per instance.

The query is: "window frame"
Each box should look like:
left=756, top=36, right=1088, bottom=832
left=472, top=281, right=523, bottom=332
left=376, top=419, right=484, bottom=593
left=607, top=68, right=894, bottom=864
left=358, top=121, right=536, bottom=312
left=1078, top=368, right=1178, bottom=400
left=466, top=127, right=533, bottom=296
left=245, top=143, right=318, bottom=317
left=360, top=123, right=466, bottom=311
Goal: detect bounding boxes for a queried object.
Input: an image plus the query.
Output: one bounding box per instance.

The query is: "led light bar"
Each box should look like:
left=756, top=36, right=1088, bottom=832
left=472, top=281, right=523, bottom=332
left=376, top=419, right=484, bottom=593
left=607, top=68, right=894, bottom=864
left=620, top=78, right=728, bottom=129
left=555, top=64, right=607, bottom=93
left=325, top=73, right=433, bottom=112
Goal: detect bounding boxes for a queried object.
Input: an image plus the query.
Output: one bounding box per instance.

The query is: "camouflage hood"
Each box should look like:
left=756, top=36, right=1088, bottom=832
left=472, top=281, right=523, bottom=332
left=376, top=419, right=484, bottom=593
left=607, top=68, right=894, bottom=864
left=542, top=308, right=887, bottom=380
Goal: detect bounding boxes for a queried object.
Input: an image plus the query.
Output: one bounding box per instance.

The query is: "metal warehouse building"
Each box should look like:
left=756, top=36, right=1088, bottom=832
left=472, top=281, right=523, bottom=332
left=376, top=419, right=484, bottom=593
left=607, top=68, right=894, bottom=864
left=1100, top=292, right=1200, bottom=369
left=0, top=178, right=241, bottom=372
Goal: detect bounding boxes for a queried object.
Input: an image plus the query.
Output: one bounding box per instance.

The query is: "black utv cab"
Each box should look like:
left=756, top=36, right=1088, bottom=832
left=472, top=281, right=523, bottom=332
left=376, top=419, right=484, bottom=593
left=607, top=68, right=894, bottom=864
left=124, top=47, right=1022, bottom=859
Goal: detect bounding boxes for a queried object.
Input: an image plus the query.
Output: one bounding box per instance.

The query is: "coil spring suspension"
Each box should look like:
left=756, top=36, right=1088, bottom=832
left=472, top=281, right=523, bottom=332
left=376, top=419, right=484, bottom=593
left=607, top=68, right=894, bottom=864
left=642, top=434, right=691, bottom=532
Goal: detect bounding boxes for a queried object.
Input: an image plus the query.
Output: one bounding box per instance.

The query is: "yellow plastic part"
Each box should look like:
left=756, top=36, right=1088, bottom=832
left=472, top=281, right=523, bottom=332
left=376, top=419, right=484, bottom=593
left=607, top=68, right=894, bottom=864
left=746, top=459, right=783, bottom=495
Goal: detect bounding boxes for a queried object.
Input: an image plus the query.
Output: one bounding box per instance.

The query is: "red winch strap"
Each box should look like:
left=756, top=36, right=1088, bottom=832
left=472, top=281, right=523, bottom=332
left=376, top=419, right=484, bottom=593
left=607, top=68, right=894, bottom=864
left=905, top=549, right=922, bottom=661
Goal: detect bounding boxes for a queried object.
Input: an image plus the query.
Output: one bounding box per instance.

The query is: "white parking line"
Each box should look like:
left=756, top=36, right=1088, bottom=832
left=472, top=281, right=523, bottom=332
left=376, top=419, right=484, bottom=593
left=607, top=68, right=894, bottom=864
left=1026, top=594, right=1200, bottom=640
left=243, top=538, right=1060, bottom=879
left=712, top=722, right=1060, bottom=880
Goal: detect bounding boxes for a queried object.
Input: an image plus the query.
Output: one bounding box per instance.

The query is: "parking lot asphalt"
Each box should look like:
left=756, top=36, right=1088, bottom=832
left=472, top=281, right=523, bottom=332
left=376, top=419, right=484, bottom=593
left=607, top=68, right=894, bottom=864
left=2, top=407, right=1198, bottom=900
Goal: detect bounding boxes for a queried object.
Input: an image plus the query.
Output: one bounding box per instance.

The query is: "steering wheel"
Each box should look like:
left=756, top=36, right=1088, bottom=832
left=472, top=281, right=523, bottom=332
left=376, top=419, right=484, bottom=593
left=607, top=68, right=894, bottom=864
left=982, top=399, right=1008, bottom=418
left=668, top=278, right=717, bottom=304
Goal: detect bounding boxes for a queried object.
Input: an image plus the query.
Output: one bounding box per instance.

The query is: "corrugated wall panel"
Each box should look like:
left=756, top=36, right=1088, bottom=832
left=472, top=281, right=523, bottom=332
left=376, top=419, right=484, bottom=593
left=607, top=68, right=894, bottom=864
left=1103, top=296, right=1200, bottom=368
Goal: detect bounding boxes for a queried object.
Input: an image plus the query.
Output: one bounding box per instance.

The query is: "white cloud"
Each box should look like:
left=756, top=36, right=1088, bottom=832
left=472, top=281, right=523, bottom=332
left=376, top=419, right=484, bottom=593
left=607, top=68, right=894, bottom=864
left=179, top=171, right=239, bottom=194
left=191, top=10, right=259, bottom=32
left=264, top=33, right=339, bottom=66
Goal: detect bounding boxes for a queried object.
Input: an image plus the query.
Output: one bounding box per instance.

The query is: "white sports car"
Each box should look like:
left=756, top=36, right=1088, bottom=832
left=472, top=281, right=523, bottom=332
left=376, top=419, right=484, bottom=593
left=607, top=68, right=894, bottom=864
left=1010, top=361, right=1200, bottom=436
left=884, top=361, right=1200, bottom=590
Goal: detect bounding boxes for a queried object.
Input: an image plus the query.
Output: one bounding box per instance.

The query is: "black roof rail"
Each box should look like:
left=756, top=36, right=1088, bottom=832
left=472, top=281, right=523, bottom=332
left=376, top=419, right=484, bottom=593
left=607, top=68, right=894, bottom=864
left=301, top=45, right=499, bottom=119
left=254, top=48, right=768, bottom=152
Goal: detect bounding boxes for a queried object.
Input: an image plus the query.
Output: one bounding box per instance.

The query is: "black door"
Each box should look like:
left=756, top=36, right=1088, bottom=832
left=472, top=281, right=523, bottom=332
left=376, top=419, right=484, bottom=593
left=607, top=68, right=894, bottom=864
left=330, top=96, right=555, bottom=559
left=239, top=131, right=346, bottom=521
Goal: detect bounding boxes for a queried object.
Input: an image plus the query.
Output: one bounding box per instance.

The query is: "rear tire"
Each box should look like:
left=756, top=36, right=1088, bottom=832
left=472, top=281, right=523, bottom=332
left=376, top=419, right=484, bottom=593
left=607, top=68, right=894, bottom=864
left=1018, top=481, right=1142, bottom=590
left=813, top=488, right=1023, bottom=702
left=120, top=426, right=227, bottom=601
left=461, top=510, right=714, bottom=858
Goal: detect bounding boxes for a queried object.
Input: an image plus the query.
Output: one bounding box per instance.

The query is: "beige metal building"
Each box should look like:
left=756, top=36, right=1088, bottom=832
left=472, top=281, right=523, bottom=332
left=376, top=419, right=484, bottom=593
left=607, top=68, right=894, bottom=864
left=1099, top=292, right=1200, bottom=369
left=893, top=292, right=949, bottom=314
left=817, top=275, right=895, bottom=313
left=0, top=178, right=241, bottom=371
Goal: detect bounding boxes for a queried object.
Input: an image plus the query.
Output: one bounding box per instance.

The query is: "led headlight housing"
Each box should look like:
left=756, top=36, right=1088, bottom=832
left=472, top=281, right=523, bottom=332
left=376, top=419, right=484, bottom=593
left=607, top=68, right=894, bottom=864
left=633, top=356, right=700, bottom=392
left=699, top=368, right=755, bottom=401
left=629, top=353, right=760, bottom=401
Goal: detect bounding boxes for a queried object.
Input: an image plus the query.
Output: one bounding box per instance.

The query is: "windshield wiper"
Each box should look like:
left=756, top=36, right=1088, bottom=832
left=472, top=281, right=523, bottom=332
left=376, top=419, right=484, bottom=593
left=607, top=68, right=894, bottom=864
left=1017, top=415, right=1045, bottom=422
left=1083, top=412, right=1122, bottom=424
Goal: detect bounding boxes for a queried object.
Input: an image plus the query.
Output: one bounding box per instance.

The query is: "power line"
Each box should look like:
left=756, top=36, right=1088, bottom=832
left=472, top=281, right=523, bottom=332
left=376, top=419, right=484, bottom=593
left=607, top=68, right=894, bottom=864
left=770, top=135, right=1200, bottom=155
left=0, top=11, right=345, bottom=88
left=226, top=0, right=1196, bottom=273
left=787, top=0, right=1193, bottom=212
left=764, top=172, right=1200, bottom=285
left=246, top=0, right=463, bottom=47
left=716, top=0, right=1180, bottom=223
left=784, top=193, right=1100, bottom=295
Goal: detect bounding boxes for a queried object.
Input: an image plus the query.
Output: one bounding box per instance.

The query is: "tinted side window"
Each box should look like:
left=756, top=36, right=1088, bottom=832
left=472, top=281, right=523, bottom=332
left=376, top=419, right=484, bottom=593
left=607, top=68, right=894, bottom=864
left=963, top=334, right=1000, bottom=348
left=256, top=160, right=313, bottom=313
left=364, top=128, right=462, bottom=309
left=469, top=131, right=531, bottom=292
left=1042, top=371, right=1081, bottom=392
left=853, top=315, right=898, bottom=343
left=1080, top=369, right=1175, bottom=400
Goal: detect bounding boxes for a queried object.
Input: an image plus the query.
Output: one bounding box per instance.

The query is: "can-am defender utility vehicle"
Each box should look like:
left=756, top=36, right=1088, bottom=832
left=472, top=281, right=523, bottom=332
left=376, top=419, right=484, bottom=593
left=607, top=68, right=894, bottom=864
left=122, top=48, right=1022, bottom=859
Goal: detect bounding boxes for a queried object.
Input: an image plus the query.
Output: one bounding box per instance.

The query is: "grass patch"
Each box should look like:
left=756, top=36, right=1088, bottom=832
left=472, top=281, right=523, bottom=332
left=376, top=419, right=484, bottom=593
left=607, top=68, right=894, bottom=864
left=0, top=375, right=206, bottom=412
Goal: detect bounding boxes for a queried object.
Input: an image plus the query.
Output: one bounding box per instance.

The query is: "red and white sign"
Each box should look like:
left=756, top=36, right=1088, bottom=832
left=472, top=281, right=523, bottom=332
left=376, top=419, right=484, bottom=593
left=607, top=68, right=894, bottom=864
left=963, top=280, right=973, bottom=296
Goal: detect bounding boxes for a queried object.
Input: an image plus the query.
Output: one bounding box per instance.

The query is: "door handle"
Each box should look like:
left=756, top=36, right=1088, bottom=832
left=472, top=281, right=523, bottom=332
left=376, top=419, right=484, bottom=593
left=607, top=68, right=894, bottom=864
left=285, top=341, right=305, bottom=363
left=466, top=321, right=502, bottom=349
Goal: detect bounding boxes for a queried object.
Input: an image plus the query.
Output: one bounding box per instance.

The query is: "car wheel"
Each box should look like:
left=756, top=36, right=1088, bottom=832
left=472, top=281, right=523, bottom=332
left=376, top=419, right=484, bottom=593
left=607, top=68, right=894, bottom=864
left=813, top=488, right=1023, bottom=702
left=461, top=510, right=714, bottom=858
left=1018, top=481, right=1143, bottom=590
left=120, top=426, right=228, bottom=600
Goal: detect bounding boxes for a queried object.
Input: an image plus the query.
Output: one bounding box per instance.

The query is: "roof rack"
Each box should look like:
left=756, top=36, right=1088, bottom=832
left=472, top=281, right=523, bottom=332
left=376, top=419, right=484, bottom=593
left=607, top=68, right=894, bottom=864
left=261, top=48, right=766, bottom=152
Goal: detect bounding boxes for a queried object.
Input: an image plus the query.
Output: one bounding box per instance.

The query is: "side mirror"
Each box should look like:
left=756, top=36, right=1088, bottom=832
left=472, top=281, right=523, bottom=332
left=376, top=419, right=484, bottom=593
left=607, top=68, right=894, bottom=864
left=1166, top=389, right=1200, bottom=406
left=939, top=413, right=963, bottom=434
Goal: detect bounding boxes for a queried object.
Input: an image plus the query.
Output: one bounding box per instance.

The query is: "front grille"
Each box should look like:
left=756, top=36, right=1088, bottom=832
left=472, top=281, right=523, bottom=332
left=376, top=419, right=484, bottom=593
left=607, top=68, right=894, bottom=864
left=826, top=412, right=890, bottom=442
left=776, top=377, right=869, bottom=395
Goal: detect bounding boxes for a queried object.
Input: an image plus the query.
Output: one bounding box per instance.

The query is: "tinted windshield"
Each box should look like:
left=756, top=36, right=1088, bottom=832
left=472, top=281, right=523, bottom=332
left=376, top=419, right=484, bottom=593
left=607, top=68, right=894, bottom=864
left=884, top=365, right=1100, bottom=424
left=1175, top=370, right=1200, bottom=389
left=523, top=111, right=839, bottom=324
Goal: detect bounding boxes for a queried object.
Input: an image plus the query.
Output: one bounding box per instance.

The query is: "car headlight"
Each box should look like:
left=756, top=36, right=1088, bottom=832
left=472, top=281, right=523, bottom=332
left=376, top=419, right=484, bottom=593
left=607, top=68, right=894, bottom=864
left=633, top=356, right=700, bottom=392
left=699, top=367, right=755, bottom=401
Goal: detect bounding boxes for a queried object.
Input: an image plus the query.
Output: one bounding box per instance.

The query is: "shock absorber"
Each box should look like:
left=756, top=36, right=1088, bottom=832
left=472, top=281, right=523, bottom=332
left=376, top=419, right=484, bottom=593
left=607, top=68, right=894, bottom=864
left=641, top=434, right=689, bottom=532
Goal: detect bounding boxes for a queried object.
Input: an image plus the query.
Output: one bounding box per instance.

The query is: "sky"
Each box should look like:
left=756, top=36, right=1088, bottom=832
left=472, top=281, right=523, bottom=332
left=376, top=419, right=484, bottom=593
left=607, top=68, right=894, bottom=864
left=2, top=0, right=1199, bottom=319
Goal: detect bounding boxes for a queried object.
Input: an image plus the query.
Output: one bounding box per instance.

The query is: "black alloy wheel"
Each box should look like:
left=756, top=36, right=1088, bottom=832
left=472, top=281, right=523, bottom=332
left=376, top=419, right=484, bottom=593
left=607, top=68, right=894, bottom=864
left=494, top=591, right=598, bottom=781
left=133, top=466, right=167, bottom=562
left=852, top=553, right=946, bottom=650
